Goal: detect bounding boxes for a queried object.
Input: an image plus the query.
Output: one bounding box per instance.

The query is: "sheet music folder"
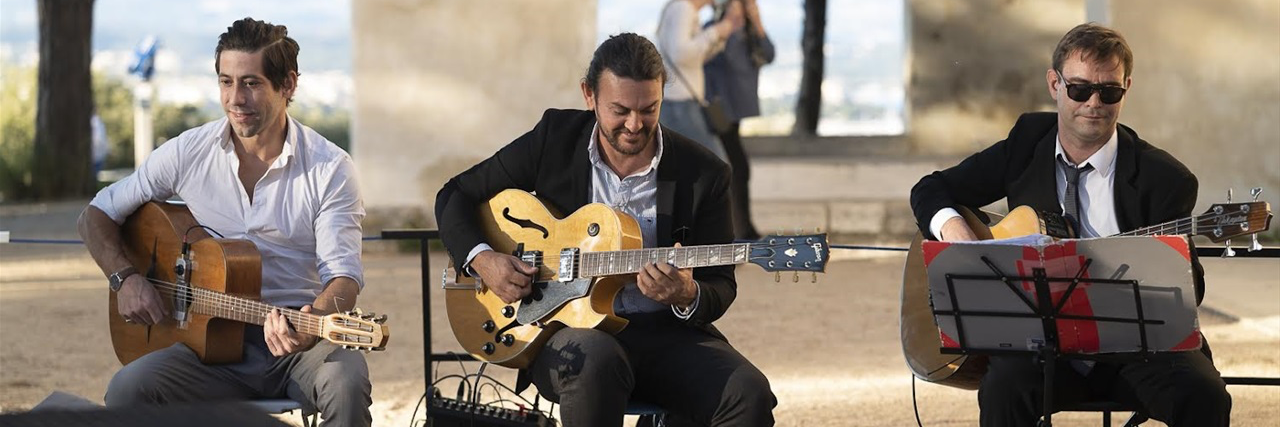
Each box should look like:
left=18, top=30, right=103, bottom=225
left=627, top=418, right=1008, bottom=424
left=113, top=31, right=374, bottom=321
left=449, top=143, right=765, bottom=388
left=922, top=235, right=1201, bottom=355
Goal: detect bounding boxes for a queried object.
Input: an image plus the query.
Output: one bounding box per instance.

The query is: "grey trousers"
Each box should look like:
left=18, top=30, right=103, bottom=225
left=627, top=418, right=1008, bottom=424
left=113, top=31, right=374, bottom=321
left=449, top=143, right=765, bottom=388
left=528, top=314, right=776, bottom=427
left=104, top=326, right=372, bottom=427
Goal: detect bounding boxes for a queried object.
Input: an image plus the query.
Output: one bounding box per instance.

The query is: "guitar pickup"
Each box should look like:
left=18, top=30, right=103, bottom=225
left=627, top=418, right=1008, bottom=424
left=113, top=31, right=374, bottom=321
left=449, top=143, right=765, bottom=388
left=557, top=248, right=580, bottom=282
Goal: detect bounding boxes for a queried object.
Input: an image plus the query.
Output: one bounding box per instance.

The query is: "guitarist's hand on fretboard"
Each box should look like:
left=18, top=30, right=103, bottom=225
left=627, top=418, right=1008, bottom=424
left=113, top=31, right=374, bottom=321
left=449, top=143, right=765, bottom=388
left=471, top=250, right=539, bottom=304
left=264, top=306, right=320, bottom=356
left=636, top=243, right=698, bottom=307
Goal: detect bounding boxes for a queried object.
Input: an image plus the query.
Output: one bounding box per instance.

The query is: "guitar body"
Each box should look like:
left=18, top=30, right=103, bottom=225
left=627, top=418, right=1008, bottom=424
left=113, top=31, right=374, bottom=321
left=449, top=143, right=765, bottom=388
left=446, top=190, right=642, bottom=368
left=111, top=202, right=262, bottom=365
left=899, top=206, right=1054, bottom=389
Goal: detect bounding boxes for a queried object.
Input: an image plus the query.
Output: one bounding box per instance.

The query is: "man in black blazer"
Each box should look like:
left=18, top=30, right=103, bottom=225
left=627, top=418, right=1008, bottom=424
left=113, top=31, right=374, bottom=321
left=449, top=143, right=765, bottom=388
left=910, top=24, right=1229, bottom=426
left=436, top=33, right=775, bottom=427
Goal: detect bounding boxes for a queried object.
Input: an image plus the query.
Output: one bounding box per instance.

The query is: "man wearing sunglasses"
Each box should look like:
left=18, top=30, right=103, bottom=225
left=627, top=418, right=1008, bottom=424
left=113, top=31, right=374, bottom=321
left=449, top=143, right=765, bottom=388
left=909, top=23, right=1230, bottom=426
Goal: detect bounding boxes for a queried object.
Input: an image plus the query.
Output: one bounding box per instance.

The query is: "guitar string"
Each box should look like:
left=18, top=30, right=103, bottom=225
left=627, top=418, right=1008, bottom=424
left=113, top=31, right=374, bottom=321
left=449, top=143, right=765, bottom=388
left=140, top=277, right=326, bottom=336
left=1117, top=209, right=1266, bottom=238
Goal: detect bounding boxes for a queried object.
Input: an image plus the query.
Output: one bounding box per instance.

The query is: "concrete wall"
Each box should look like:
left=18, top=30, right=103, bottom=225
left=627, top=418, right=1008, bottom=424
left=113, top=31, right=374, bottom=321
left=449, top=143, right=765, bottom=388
left=351, top=0, right=596, bottom=228
left=906, top=0, right=1085, bottom=156
left=1112, top=0, right=1280, bottom=223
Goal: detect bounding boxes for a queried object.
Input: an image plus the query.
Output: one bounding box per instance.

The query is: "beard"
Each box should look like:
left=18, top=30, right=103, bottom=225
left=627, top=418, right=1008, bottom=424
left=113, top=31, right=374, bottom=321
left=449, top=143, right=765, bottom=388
left=595, top=111, right=655, bottom=156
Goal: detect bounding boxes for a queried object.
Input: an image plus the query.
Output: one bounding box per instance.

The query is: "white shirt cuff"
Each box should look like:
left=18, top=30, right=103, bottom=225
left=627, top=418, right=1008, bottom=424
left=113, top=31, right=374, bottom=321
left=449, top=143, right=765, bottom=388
left=671, top=281, right=701, bottom=320
left=929, top=208, right=962, bottom=240
left=463, top=243, right=493, bottom=277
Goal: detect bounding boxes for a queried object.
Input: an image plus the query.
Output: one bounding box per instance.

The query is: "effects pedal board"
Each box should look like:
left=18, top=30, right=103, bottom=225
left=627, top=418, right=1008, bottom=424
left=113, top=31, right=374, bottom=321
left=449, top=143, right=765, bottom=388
left=427, top=394, right=555, bottom=427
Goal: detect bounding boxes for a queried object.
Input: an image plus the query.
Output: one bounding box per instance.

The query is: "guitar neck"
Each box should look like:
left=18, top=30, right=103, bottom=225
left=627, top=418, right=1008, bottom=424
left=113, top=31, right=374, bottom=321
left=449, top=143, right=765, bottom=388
left=1114, top=208, right=1262, bottom=239
left=578, top=243, right=752, bottom=277
left=153, top=282, right=324, bottom=337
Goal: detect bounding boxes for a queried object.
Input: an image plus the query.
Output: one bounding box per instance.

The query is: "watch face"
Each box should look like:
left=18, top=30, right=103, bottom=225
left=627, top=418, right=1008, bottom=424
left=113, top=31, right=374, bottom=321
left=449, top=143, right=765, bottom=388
left=109, top=274, right=123, bottom=292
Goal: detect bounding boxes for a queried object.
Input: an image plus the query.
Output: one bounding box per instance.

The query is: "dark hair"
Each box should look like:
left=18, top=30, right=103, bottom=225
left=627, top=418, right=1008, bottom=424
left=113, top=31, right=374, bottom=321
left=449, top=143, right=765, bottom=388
left=583, top=33, right=666, bottom=94
left=214, top=17, right=300, bottom=101
left=1052, top=23, right=1133, bottom=79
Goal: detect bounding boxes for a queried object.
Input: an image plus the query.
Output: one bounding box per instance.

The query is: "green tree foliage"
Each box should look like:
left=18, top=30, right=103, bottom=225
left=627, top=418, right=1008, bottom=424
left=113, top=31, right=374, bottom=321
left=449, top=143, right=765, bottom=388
left=291, top=105, right=351, bottom=152
left=0, top=65, right=38, bottom=201
left=93, top=74, right=135, bottom=170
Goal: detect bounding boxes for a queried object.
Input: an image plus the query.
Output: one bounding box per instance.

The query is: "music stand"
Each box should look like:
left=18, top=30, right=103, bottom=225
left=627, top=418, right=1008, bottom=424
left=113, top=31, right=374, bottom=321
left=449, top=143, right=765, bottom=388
left=923, top=236, right=1201, bottom=426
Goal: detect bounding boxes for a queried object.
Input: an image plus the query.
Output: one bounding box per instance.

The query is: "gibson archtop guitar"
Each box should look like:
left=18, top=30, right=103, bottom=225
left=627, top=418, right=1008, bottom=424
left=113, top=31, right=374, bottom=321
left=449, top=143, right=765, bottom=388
left=444, top=189, right=829, bottom=369
left=111, top=202, right=390, bottom=365
left=900, top=201, right=1272, bottom=390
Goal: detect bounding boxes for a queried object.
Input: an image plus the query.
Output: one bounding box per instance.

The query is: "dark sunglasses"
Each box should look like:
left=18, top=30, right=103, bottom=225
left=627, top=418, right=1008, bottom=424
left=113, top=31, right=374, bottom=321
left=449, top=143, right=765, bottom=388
left=1056, top=70, right=1127, bottom=104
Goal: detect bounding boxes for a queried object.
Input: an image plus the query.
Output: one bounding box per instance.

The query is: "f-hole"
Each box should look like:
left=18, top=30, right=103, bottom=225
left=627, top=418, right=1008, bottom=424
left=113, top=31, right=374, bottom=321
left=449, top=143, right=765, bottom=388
left=502, top=207, right=549, bottom=239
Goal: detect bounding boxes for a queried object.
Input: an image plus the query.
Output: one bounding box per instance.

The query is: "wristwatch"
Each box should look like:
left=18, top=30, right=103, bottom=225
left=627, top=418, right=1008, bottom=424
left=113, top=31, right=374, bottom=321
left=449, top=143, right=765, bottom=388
left=108, top=266, right=138, bottom=292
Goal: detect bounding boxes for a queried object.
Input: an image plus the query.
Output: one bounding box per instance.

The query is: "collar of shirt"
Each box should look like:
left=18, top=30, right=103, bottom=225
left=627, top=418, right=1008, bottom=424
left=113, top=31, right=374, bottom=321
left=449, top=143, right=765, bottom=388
left=214, top=116, right=298, bottom=171
left=586, top=123, right=664, bottom=178
left=1054, top=130, right=1118, bottom=179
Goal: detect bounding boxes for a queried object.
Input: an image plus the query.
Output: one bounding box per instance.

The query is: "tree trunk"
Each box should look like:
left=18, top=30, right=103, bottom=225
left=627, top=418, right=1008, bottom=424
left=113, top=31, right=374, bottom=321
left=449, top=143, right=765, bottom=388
left=792, top=0, right=826, bottom=137
left=33, top=0, right=95, bottom=200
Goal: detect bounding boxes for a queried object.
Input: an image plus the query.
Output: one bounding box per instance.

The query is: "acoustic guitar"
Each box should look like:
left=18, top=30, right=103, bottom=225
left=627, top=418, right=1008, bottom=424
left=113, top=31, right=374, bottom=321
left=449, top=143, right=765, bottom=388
left=444, top=189, right=829, bottom=369
left=901, top=201, right=1272, bottom=389
left=110, top=201, right=389, bottom=365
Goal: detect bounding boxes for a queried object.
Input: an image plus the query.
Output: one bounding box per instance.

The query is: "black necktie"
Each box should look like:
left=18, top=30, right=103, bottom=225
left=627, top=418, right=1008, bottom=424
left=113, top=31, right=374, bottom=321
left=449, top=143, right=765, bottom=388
left=1060, top=158, right=1094, bottom=236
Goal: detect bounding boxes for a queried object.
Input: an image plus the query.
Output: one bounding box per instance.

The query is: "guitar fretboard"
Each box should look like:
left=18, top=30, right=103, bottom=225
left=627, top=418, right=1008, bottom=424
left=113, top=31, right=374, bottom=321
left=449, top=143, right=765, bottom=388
left=579, top=243, right=750, bottom=277
left=150, top=280, right=324, bottom=337
left=1115, top=206, right=1269, bottom=238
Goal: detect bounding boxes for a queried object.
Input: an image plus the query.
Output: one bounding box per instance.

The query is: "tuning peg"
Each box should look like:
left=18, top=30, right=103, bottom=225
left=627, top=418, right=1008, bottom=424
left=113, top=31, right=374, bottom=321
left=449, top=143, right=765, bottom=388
left=374, top=314, right=389, bottom=323
left=1252, top=187, right=1263, bottom=202
left=774, top=271, right=781, bottom=283
left=792, top=272, right=799, bottom=283
left=811, top=272, right=818, bottom=283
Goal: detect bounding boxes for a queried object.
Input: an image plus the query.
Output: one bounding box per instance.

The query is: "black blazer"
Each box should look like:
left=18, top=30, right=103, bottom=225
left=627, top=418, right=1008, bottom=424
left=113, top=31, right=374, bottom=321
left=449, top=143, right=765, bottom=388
left=435, top=108, right=737, bottom=328
left=910, top=112, right=1205, bottom=302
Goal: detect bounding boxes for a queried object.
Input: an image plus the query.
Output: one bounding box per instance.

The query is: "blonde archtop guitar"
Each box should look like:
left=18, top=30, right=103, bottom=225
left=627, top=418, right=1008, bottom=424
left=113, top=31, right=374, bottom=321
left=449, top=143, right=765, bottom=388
left=111, top=201, right=389, bottom=365
left=901, top=201, right=1272, bottom=389
left=444, top=189, right=829, bottom=369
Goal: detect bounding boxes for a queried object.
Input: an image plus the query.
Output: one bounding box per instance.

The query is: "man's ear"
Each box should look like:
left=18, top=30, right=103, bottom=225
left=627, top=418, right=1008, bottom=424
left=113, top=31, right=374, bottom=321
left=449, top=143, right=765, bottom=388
left=282, top=70, right=299, bottom=99
left=1045, top=68, right=1060, bottom=101
left=581, top=81, right=595, bottom=111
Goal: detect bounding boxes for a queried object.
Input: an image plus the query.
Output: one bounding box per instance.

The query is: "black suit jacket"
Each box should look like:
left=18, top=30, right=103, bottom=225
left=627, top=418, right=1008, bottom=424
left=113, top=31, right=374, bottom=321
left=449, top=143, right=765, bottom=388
left=910, top=112, right=1205, bottom=302
left=435, top=108, right=737, bottom=328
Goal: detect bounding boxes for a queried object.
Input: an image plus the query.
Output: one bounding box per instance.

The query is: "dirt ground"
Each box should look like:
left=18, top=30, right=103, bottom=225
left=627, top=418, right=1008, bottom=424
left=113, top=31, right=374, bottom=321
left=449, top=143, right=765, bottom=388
left=1, top=244, right=1278, bottom=426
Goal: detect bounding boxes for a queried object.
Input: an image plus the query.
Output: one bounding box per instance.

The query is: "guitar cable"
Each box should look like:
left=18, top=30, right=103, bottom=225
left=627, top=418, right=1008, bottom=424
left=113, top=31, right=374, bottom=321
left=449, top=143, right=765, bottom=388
left=911, top=375, right=924, bottom=427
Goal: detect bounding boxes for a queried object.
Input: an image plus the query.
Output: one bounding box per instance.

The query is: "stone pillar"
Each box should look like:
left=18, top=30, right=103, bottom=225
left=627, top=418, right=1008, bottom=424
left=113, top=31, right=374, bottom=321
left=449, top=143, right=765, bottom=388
left=905, top=0, right=1085, bottom=155
left=351, top=0, right=597, bottom=227
left=1112, top=0, right=1279, bottom=232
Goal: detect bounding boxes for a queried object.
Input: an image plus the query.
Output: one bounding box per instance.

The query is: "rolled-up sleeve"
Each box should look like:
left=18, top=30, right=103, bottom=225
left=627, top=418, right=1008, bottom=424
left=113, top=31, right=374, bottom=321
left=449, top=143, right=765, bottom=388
left=314, top=156, right=365, bottom=289
left=90, top=135, right=182, bottom=224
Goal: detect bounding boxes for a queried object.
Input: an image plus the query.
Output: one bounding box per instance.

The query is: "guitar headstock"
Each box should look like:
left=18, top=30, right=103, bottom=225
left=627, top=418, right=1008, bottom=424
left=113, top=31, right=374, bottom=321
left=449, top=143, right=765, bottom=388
left=747, top=233, right=829, bottom=273
left=1194, top=202, right=1272, bottom=243
left=320, top=309, right=390, bottom=352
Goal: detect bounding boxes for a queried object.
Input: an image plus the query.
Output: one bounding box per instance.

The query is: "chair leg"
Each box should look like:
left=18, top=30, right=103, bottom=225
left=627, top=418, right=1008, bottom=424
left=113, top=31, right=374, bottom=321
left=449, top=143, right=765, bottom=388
left=1101, top=410, right=1111, bottom=425
left=1122, top=412, right=1147, bottom=427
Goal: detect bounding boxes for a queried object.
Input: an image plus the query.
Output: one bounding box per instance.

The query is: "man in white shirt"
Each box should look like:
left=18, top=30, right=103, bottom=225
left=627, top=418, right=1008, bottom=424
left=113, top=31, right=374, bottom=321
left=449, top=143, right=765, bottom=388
left=77, top=18, right=370, bottom=427
left=909, top=23, right=1229, bottom=427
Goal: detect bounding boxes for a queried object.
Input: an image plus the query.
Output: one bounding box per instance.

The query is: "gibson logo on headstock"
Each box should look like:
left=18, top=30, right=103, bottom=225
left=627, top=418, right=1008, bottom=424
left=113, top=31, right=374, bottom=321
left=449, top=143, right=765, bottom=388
left=812, top=243, right=824, bottom=262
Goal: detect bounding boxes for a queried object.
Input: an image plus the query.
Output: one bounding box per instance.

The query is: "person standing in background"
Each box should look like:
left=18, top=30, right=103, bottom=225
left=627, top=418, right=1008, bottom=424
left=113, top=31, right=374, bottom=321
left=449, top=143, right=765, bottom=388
left=655, top=0, right=744, bottom=161
left=705, top=0, right=773, bottom=240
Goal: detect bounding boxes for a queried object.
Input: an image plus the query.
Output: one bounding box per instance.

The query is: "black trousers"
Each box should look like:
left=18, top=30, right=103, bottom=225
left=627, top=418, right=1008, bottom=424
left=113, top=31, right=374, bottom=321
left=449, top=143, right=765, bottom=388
left=527, top=314, right=776, bottom=427
left=978, top=344, right=1230, bottom=426
left=717, top=122, right=758, bottom=240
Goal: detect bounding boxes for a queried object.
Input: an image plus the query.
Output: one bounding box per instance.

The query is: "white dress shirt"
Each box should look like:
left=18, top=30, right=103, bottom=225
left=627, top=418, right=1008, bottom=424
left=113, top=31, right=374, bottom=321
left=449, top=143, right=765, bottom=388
left=91, top=116, right=365, bottom=307
left=929, top=131, right=1121, bottom=239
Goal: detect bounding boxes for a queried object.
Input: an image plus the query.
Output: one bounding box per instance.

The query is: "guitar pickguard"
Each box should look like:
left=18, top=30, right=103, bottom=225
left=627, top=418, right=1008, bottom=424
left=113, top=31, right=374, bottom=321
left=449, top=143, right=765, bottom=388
left=515, top=278, right=592, bottom=325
